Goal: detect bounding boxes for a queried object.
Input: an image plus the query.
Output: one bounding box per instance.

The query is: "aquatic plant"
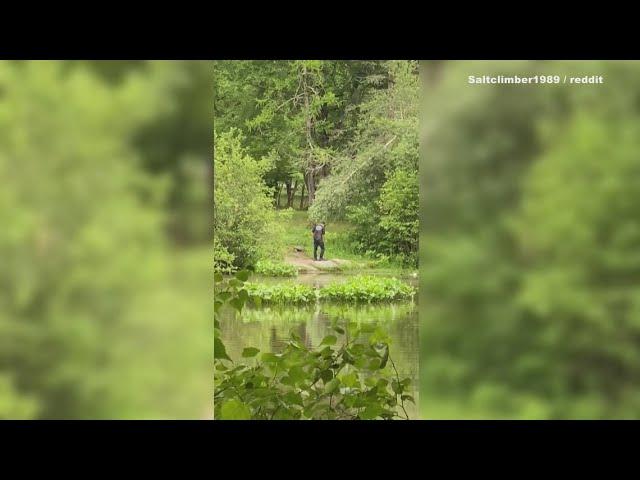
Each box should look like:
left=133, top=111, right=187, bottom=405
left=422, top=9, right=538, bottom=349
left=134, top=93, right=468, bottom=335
left=244, top=282, right=316, bottom=305
left=214, top=272, right=414, bottom=420
left=319, top=276, right=416, bottom=303
left=255, top=260, right=298, bottom=277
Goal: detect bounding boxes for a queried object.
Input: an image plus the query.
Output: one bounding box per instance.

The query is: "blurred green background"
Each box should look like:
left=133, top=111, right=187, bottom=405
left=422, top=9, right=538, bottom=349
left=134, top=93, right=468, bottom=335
left=7, top=59, right=639, bottom=420
left=0, top=61, right=213, bottom=418
left=420, top=60, right=640, bottom=419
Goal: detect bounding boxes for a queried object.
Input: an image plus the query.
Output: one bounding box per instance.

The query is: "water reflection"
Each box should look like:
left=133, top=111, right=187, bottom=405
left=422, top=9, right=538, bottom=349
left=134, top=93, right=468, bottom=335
left=219, top=301, right=419, bottom=419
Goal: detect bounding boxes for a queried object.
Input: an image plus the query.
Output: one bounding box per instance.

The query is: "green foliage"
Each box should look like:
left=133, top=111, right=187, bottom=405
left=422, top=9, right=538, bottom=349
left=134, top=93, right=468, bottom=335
left=0, top=375, right=39, bottom=419
left=346, top=169, right=418, bottom=267
left=214, top=61, right=418, bottom=272
left=256, top=208, right=293, bottom=261
left=86, top=60, right=214, bottom=245
left=310, top=61, right=419, bottom=266
left=214, top=271, right=413, bottom=420
left=215, top=328, right=413, bottom=420
left=378, top=169, right=419, bottom=265
left=319, top=276, right=416, bottom=303
left=244, top=282, right=316, bottom=305
left=213, top=129, right=277, bottom=268
left=213, top=239, right=236, bottom=274
left=255, top=260, right=298, bottom=277
left=421, top=60, right=640, bottom=419
left=243, top=276, right=415, bottom=305
left=0, top=61, right=212, bottom=419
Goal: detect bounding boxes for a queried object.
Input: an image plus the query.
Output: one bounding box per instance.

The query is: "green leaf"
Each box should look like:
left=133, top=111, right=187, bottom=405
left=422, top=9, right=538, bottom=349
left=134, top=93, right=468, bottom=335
left=236, top=270, right=250, bottom=282
left=220, top=399, right=251, bottom=420
left=238, top=289, right=249, bottom=302
left=324, top=378, right=340, bottom=394
left=216, top=291, right=231, bottom=302
left=340, top=372, right=358, bottom=388
left=360, top=404, right=383, bottom=420
left=284, top=392, right=303, bottom=407
left=214, top=337, right=231, bottom=361
left=242, top=347, right=260, bottom=358
left=289, top=365, right=305, bottom=382
left=214, top=272, right=223, bottom=283
left=320, top=335, right=337, bottom=346
left=261, top=353, right=279, bottom=363
left=392, top=380, right=403, bottom=394
left=230, top=297, right=245, bottom=312
left=369, top=358, right=382, bottom=370
left=320, top=369, right=333, bottom=383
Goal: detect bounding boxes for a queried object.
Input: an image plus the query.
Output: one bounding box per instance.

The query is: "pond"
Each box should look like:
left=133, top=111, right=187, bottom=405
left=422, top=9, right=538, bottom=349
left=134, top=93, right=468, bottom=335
left=218, top=272, right=419, bottom=419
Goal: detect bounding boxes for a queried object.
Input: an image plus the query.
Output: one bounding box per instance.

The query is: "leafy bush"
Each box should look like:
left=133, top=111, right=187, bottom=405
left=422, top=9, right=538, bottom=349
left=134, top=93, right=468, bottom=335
left=213, top=129, right=277, bottom=269
left=346, top=169, right=418, bottom=268
left=257, top=208, right=294, bottom=261
left=244, top=282, right=316, bottom=305
left=378, top=169, right=418, bottom=264
left=243, top=277, right=415, bottom=305
left=319, top=276, right=416, bottom=303
left=213, top=238, right=236, bottom=274
left=255, top=260, right=298, bottom=277
left=214, top=272, right=414, bottom=420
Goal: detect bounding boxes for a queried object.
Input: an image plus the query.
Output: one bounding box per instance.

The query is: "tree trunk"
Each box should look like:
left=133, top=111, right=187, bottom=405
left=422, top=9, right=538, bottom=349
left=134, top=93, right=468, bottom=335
left=299, top=178, right=306, bottom=209
left=307, top=170, right=315, bottom=206
left=302, top=64, right=316, bottom=207
left=285, top=179, right=292, bottom=208
left=288, top=180, right=298, bottom=208
left=275, top=182, right=282, bottom=208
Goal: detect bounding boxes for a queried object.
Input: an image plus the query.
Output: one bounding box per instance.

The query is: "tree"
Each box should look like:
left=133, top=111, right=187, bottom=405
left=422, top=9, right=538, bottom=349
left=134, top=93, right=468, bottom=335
left=421, top=60, right=640, bottom=418
left=310, top=61, right=420, bottom=265
left=213, top=129, right=277, bottom=269
left=214, top=60, right=389, bottom=209
left=0, top=61, right=169, bottom=417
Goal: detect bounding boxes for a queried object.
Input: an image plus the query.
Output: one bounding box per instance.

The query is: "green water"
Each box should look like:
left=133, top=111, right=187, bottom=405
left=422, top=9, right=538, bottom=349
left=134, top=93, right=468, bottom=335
left=218, top=285, right=419, bottom=419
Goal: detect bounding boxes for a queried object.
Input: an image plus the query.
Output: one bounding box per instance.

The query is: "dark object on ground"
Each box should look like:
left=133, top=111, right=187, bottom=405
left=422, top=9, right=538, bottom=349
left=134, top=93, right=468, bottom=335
left=312, top=223, right=326, bottom=261
left=313, top=239, right=325, bottom=261
left=294, top=246, right=304, bottom=252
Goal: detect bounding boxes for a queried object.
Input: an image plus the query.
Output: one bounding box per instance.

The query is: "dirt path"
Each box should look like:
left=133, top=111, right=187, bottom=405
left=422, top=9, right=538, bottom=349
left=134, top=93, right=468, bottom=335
left=285, top=249, right=351, bottom=273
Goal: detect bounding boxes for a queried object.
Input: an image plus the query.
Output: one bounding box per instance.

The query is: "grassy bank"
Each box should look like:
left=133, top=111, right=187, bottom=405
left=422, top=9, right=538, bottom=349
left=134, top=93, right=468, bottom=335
left=244, top=276, right=416, bottom=305
left=277, top=209, right=414, bottom=274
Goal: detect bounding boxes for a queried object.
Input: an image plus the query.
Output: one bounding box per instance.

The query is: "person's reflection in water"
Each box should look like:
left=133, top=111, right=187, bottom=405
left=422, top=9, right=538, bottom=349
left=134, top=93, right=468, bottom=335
left=270, top=326, right=286, bottom=352
left=297, top=322, right=310, bottom=348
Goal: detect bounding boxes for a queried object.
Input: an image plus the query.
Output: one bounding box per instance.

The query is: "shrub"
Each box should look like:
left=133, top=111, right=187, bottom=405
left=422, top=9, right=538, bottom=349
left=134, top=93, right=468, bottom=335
left=214, top=271, right=414, bottom=420
left=244, top=282, right=316, bottom=305
left=213, top=239, right=236, bottom=274
left=319, top=276, right=415, bottom=303
left=255, top=260, right=298, bottom=277
left=346, top=169, right=418, bottom=268
left=213, top=129, right=276, bottom=269
left=242, top=277, right=415, bottom=305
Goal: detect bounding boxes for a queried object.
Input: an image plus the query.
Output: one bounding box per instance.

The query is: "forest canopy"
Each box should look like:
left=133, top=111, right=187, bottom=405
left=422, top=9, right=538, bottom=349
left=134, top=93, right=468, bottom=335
left=213, top=60, right=419, bottom=269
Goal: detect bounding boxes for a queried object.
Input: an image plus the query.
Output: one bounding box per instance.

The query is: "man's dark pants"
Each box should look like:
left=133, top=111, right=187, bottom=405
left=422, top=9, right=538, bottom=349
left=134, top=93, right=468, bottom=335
left=313, top=239, right=325, bottom=261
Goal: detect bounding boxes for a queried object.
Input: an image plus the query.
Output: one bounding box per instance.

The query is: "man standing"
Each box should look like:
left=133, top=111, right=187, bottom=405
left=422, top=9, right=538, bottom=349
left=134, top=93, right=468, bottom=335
left=311, top=222, right=325, bottom=261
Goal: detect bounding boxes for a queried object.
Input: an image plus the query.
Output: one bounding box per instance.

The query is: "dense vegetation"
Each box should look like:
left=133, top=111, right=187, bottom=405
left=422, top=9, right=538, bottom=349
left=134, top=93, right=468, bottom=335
left=244, top=277, right=415, bottom=305
left=245, top=282, right=317, bottom=305
left=254, top=260, right=298, bottom=277
left=214, top=60, right=419, bottom=269
left=318, top=276, right=415, bottom=303
left=214, top=61, right=419, bottom=420
left=214, top=272, right=414, bottom=420
left=0, top=61, right=214, bottom=418
left=421, top=60, right=640, bottom=419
